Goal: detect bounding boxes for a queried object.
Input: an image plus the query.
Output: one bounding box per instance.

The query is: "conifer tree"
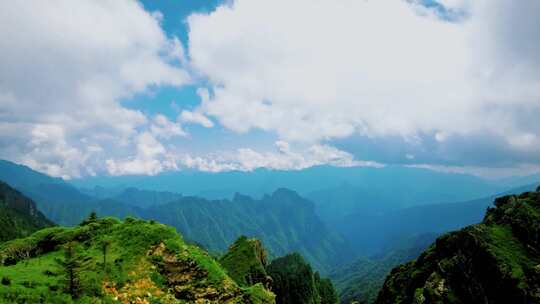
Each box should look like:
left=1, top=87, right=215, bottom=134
left=55, top=241, right=89, bottom=298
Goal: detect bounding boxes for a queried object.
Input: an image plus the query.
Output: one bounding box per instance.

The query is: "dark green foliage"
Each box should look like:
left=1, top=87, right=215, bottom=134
left=315, top=272, right=339, bottom=304
left=0, top=181, right=53, bottom=242
left=55, top=242, right=90, bottom=298
left=1, top=277, right=10, bottom=286
left=79, top=211, right=98, bottom=226
left=150, top=189, right=351, bottom=272
left=375, top=188, right=540, bottom=304
left=268, top=253, right=320, bottom=304
left=99, top=237, right=112, bottom=272
left=219, top=235, right=271, bottom=287
left=268, top=252, right=337, bottom=304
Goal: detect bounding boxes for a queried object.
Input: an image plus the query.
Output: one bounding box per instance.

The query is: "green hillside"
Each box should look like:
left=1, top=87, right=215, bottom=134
left=220, top=236, right=272, bottom=288
left=148, top=189, right=351, bottom=272
left=0, top=214, right=338, bottom=303
left=0, top=215, right=275, bottom=303
left=0, top=181, right=53, bottom=242
left=268, top=253, right=338, bottom=304
left=375, top=186, right=540, bottom=304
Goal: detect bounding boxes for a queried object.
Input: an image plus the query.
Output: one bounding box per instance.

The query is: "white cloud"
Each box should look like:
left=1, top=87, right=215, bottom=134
left=179, top=110, right=214, bottom=128
left=408, top=163, right=540, bottom=179
left=0, top=0, right=189, bottom=177
left=176, top=141, right=382, bottom=172
left=106, top=132, right=178, bottom=176
left=150, top=114, right=187, bottom=139
left=178, top=88, right=215, bottom=128
left=436, top=0, right=471, bottom=10
left=187, top=0, right=540, bottom=153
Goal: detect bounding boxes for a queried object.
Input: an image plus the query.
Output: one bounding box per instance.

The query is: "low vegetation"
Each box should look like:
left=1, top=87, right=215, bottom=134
left=375, top=187, right=540, bottom=304
left=0, top=211, right=338, bottom=303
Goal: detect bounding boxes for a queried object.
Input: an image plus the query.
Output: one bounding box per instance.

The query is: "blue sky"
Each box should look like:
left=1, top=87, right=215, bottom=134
left=0, top=0, right=539, bottom=179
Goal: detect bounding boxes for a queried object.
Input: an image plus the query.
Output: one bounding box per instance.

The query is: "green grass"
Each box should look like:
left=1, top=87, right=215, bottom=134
left=0, top=216, right=276, bottom=303
left=185, top=244, right=230, bottom=284
left=486, top=225, right=532, bottom=280
left=219, top=236, right=268, bottom=287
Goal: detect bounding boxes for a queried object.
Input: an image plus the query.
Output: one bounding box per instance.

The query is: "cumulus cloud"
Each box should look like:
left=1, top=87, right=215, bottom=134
left=2, top=0, right=539, bottom=178
left=179, top=111, right=214, bottom=128
left=150, top=114, right=187, bottom=139
left=106, top=132, right=178, bottom=176
left=0, top=0, right=189, bottom=177
left=176, top=141, right=382, bottom=173
left=187, top=0, right=540, bottom=166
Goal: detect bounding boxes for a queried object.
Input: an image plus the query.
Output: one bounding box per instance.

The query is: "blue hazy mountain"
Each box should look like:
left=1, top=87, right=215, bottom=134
left=1, top=159, right=537, bottom=271
left=0, top=160, right=350, bottom=272
left=335, top=182, right=540, bottom=255
left=72, top=165, right=507, bottom=214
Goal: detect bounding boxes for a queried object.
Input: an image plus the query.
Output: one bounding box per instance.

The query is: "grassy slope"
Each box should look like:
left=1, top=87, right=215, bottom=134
left=0, top=217, right=275, bottom=303
left=220, top=236, right=270, bottom=287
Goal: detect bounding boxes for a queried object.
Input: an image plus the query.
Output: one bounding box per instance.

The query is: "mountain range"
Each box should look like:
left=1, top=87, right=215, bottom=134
left=1, top=158, right=540, bottom=303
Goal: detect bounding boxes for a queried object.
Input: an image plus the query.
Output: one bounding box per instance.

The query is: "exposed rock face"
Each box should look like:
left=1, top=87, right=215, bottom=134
left=149, top=242, right=273, bottom=304
left=375, top=188, right=540, bottom=304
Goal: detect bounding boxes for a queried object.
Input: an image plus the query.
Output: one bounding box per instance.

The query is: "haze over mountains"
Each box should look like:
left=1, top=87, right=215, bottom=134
left=1, top=158, right=540, bottom=303
left=2, top=159, right=539, bottom=263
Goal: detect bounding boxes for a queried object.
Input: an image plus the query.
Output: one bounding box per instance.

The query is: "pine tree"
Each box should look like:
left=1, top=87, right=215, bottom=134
left=100, top=237, right=112, bottom=272
left=55, top=241, right=89, bottom=298
left=80, top=211, right=98, bottom=226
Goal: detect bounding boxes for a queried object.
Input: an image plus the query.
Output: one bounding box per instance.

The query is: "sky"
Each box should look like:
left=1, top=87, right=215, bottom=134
left=0, top=0, right=539, bottom=179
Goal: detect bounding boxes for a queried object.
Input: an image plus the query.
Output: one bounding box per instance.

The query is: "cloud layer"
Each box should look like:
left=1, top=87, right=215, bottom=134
left=1, top=0, right=539, bottom=178
left=187, top=0, right=540, bottom=166
left=0, top=0, right=188, bottom=177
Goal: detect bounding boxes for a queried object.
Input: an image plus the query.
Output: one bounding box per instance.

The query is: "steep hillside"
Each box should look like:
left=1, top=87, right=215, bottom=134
left=0, top=181, right=53, bottom=242
left=220, top=236, right=272, bottom=288
left=149, top=189, right=351, bottom=272
left=376, top=187, right=540, bottom=304
left=0, top=216, right=275, bottom=303
left=331, top=234, right=436, bottom=304
left=268, top=253, right=338, bottom=304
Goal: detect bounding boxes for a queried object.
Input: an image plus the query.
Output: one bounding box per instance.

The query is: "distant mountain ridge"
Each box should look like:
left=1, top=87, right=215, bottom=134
left=334, top=182, right=540, bottom=256
left=146, top=188, right=352, bottom=272
left=0, top=160, right=350, bottom=272
left=0, top=181, right=53, bottom=242
left=71, top=164, right=506, bottom=208
left=375, top=187, right=540, bottom=303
